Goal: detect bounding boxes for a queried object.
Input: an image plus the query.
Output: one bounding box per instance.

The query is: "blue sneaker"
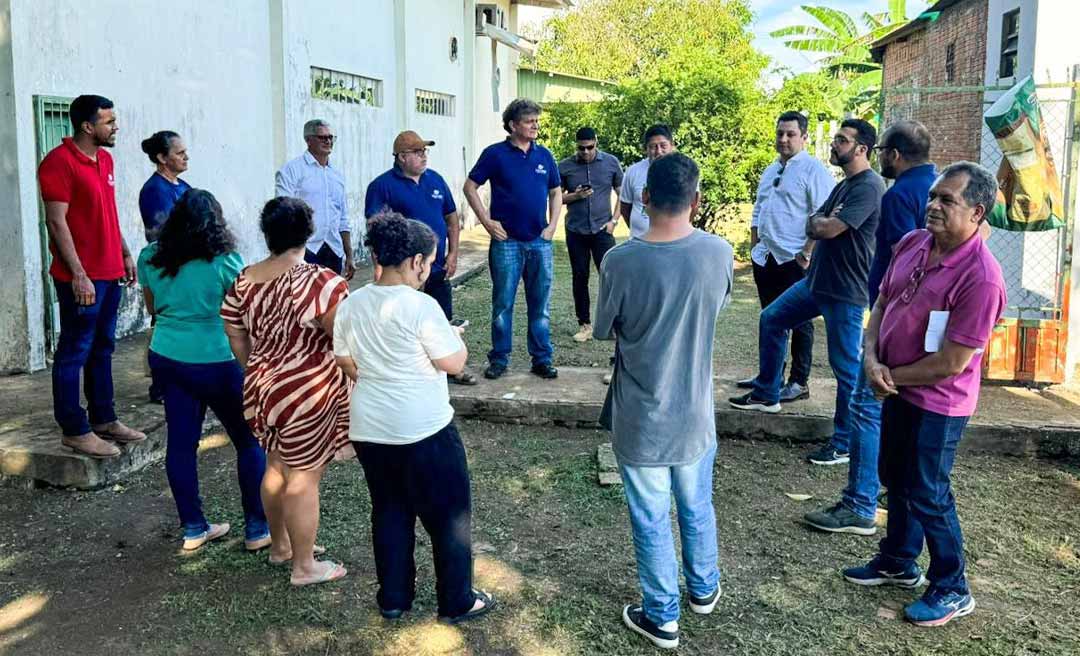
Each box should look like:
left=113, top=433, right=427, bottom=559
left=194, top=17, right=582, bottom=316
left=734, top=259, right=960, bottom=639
left=904, top=590, right=976, bottom=627
left=843, top=555, right=926, bottom=588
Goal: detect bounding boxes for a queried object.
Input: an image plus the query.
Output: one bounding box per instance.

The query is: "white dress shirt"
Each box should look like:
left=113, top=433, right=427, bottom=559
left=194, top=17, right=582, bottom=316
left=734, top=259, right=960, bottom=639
left=750, top=150, right=835, bottom=267
left=275, top=151, right=350, bottom=257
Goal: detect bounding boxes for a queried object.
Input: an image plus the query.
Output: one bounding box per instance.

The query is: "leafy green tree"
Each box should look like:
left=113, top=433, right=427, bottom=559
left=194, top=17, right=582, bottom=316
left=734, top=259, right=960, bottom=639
left=769, top=2, right=910, bottom=116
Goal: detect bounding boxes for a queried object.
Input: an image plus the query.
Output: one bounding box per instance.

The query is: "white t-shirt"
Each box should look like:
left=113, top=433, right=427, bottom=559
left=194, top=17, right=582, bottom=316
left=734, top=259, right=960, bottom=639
left=619, top=158, right=651, bottom=238
left=333, top=284, right=463, bottom=444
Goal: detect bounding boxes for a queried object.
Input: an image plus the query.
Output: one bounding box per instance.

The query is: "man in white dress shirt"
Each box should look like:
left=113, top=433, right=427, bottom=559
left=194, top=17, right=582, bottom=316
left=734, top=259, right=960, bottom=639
left=736, top=111, right=834, bottom=402
left=275, top=119, right=355, bottom=279
left=619, top=124, right=676, bottom=238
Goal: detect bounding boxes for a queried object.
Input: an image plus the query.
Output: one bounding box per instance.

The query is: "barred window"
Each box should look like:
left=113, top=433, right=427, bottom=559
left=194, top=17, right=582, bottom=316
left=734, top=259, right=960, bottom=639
left=311, top=67, right=383, bottom=107
left=415, top=89, right=455, bottom=117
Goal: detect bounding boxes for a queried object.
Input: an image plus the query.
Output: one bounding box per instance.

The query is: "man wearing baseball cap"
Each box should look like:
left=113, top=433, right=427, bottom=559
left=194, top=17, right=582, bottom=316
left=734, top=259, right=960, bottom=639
left=364, top=130, right=476, bottom=384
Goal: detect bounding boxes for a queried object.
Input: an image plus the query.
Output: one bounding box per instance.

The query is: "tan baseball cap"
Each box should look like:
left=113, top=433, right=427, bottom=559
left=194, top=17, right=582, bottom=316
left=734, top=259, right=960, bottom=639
left=393, top=130, right=435, bottom=154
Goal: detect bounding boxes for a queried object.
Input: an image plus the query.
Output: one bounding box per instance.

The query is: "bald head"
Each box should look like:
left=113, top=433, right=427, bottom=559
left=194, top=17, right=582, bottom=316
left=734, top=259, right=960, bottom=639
left=879, top=120, right=931, bottom=178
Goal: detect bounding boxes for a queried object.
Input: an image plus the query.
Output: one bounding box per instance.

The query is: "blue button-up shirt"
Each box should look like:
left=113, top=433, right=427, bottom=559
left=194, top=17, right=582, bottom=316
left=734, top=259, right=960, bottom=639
left=468, top=139, right=561, bottom=242
left=868, top=163, right=937, bottom=306
left=364, top=167, right=457, bottom=271
left=275, top=151, right=350, bottom=257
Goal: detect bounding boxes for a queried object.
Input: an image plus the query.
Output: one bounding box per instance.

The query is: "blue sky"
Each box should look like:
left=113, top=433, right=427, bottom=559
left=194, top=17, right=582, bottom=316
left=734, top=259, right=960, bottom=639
left=518, top=0, right=932, bottom=83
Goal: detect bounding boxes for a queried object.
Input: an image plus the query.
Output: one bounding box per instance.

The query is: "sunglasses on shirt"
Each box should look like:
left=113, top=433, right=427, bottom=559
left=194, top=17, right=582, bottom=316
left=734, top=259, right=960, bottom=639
left=772, top=165, right=785, bottom=188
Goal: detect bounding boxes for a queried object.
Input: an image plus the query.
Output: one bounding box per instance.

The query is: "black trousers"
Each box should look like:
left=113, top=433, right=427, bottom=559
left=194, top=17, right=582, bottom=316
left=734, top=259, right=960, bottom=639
left=751, top=254, right=813, bottom=386
left=424, top=269, right=453, bottom=320
left=304, top=243, right=343, bottom=274
left=355, top=422, right=474, bottom=617
left=566, top=229, right=615, bottom=325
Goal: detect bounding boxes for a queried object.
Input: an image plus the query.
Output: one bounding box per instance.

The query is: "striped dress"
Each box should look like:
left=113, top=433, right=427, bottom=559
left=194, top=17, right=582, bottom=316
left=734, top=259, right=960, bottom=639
left=221, top=263, right=352, bottom=469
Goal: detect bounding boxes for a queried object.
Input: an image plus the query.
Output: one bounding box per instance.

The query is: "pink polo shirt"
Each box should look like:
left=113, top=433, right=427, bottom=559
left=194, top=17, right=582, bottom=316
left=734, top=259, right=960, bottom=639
left=877, top=229, right=1006, bottom=417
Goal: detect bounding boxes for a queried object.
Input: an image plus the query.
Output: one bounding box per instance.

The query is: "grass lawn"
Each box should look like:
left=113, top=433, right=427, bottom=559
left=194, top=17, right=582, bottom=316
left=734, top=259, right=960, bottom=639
left=452, top=217, right=837, bottom=381
left=1, top=421, right=1077, bottom=655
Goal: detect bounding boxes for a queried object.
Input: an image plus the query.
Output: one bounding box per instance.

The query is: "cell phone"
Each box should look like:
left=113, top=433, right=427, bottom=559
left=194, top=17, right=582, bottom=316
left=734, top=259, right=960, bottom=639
left=579, top=184, right=593, bottom=191
left=451, top=319, right=469, bottom=328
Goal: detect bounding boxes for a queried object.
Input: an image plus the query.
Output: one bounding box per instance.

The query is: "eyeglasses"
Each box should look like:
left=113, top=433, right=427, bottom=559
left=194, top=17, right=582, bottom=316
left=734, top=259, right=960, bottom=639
left=402, top=148, right=428, bottom=156
left=831, top=135, right=854, bottom=145
left=576, top=144, right=597, bottom=151
left=901, top=266, right=927, bottom=303
left=312, top=134, right=336, bottom=143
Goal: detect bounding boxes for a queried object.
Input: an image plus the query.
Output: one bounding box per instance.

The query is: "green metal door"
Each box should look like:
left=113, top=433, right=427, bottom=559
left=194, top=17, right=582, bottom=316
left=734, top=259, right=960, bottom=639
left=33, top=95, right=74, bottom=356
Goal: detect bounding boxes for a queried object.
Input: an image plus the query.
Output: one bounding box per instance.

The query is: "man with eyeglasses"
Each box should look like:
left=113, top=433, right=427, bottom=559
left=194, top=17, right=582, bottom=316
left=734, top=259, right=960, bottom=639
left=842, top=161, right=1004, bottom=627
left=619, top=125, right=676, bottom=238
left=275, top=118, right=354, bottom=278
left=731, top=119, right=884, bottom=484
left=736, top=111, right=834, bottom=403
left=558, top=126, right=624, bottom=343
left=803, top=120, right=937, bottom=535
left=364, top=131, right=476, bottom=385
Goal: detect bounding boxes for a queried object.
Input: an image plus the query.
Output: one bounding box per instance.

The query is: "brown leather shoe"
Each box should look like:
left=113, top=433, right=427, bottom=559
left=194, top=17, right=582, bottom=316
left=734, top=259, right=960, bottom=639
left=92, top=421, right=147, bottom=444
left=61, top=433, right=121, bottom=458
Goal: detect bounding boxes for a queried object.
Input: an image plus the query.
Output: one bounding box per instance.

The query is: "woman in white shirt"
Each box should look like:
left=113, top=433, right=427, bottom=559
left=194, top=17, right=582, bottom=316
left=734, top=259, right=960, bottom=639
left=333, top=211, right=494, bottom=624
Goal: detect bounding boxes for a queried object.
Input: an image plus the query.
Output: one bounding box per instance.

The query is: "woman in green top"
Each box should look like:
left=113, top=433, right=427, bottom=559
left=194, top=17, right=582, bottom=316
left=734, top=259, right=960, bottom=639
left=138, top=189, right=269, bottom=552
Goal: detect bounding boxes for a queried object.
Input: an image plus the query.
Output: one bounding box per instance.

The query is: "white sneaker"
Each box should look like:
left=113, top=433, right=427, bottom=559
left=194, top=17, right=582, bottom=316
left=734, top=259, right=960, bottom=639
left=573, top=324, right=593, bottom=342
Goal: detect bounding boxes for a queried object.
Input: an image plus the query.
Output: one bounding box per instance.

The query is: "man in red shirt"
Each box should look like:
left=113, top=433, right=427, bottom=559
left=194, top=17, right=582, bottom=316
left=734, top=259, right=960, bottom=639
left=38, top=94, right=145, bottom=458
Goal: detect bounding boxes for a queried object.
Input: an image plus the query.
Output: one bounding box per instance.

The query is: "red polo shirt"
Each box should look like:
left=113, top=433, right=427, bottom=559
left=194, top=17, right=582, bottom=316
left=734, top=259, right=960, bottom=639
left=37, top=137, right=125, bottom=282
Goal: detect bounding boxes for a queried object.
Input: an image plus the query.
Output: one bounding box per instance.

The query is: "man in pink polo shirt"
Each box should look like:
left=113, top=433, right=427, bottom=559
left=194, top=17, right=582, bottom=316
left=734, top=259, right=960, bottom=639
left=841, top=161, right=1005, bottom=627
left=38, top=94, right=145, bottom=458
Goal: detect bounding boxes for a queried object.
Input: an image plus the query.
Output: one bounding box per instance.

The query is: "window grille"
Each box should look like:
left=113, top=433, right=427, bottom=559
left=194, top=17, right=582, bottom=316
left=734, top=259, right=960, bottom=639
left=945, top=42, right=956, bottom=84
left=415, top=89, right=455, bottom=117
left=311, top=66, right=382, bottom=107
left=999, top=9, right=1020, bottom=79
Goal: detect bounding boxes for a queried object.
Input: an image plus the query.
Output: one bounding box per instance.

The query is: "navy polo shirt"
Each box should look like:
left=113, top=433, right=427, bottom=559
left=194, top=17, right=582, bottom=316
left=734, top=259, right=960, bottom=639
left=468, top=139, right=561, bottom=242
left=868, top=163, right=937, bottom=306
left=365, top=167, right=457, bottom=271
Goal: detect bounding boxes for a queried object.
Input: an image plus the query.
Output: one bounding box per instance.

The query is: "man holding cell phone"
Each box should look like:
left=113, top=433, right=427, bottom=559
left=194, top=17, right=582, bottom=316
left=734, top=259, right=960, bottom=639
left=558, top=127, right=624, bottom=343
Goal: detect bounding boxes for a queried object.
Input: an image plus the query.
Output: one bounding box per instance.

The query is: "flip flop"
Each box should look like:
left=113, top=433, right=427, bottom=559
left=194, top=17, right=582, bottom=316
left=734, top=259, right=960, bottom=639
left=439, top=589, right=496, bottom=624
left=290, top=560, right=347, bottom=587
left=450, top=371, right=479, bottom=386
left=269, top=544, right=327, bottom=565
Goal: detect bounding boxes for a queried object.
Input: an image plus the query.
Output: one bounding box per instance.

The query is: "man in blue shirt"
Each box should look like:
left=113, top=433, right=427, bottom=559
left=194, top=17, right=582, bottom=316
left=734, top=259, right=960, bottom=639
left=464, top=98, right=563, bottom=380
left=365, top=131, right=476, bottom=385
left=802, top=120, right=937, bottom=535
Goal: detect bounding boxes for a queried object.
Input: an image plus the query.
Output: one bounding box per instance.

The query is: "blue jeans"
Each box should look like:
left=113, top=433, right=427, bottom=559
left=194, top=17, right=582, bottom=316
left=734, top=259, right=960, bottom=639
left=488, top=237, right=554, bottom=367
left=877, top=396, right=970, bottom=596
left=752, top=279, right=863, bottom=450
left=149, top=351, right=268, bottom=541
left=52, top=279, right=121, bottom=436
left=840, top=365, right=883, bottom=520
left=619, top=444, right=720, bottom=626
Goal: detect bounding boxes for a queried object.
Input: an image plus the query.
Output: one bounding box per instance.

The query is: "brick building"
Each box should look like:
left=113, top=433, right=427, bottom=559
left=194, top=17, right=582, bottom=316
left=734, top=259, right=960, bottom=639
left=870, top=0, right=989, bottom=166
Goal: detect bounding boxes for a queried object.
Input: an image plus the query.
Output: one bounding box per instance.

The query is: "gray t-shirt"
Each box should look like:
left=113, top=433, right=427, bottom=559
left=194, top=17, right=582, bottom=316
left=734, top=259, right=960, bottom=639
left=594, top=230, right=734, bottom=466
left=559, top=151, right=624, bottom=234
left=806, top=169, right=885, bottom=307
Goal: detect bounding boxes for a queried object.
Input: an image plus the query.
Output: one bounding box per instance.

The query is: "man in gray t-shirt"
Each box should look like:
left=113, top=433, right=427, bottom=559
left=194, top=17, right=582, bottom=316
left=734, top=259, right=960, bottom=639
left=594, top=153, right=732, bottom=650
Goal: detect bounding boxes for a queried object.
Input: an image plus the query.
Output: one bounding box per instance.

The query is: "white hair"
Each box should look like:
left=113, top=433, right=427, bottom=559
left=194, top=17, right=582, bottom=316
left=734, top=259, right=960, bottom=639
left=303, top=119, right=331, bottom=137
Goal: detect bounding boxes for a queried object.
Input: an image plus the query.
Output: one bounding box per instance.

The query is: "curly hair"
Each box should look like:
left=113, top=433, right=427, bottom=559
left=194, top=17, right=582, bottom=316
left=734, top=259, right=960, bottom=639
left=148, top=189, right=237, bottom=277
left=502, top=97, right=542, bottom=134
left=260, top=196, right=314, bottom=254
left=364, top=210, right=436, bottom=267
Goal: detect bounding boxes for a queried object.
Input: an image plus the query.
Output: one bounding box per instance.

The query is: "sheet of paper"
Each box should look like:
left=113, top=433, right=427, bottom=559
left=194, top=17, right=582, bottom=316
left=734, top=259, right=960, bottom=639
left=924, top=310, right=950, bottom=352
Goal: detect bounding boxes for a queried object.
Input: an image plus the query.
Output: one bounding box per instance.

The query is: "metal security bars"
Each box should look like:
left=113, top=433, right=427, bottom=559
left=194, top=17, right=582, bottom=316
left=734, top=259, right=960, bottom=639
left=415, top=89, right=455, bottom=117
left=311, top=67, right=382, bottom=107
left=33, top=95, right=74, bottom=356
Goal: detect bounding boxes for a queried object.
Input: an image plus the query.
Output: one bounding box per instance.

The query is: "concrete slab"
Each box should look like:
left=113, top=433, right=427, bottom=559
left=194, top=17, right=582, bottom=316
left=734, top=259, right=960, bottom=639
left=0, top=229, right=492, bottom=489
left=450, top=366, right=1080, bottom=458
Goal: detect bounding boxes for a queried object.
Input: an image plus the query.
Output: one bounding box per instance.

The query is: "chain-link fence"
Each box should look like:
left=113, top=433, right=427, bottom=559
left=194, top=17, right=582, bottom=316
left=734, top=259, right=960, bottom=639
left=880, top=83, right=1079, bottom=320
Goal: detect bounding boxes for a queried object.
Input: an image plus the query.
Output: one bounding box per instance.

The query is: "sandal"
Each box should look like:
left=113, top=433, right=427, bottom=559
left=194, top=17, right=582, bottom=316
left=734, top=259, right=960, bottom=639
left=450, top=371, right=478, bottom=386
left=269, top=544, right=326, bottom=565
left=439, top=589, right=496, bottom=624
left=290, top=560, right=347, bottom=587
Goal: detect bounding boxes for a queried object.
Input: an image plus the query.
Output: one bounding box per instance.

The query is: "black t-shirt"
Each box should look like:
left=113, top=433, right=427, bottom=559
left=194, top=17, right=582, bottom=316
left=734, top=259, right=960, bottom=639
left=806, top=169, right=885, bottom=307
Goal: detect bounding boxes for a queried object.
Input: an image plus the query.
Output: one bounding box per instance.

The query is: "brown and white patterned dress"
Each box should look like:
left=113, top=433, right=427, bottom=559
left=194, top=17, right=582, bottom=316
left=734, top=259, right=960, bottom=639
left=221, top=263, right=351, bottom=469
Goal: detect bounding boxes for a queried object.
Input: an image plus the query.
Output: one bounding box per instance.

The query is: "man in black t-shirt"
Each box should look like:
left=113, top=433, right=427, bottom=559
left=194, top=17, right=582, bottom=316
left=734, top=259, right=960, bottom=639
left=731, top=119, right=884, bottom=476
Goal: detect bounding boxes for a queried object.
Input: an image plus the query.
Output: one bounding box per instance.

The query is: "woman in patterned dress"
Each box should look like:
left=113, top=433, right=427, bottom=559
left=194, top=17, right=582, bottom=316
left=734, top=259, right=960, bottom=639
left=221, top=196, right=351, bottom=587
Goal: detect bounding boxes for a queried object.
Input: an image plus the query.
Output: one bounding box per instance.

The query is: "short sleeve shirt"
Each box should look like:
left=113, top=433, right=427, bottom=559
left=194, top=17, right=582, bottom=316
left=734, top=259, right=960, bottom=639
left=333, top=284, right=461, bottom=444
left=37, top=138, right=125, bottom=282
left=468, top=139, right=560, bottom=242
left=805, top=169, right=885, bottom=307
left=139, top=172, right=192, bottom=242
left=364, top=167, right=457, bottom=271
left=558, top=151, right=624, bottom=234
left=138, top=243, right=244, bottom=363
left=619, top=159, right=651, bottom=238
left=877, top=230, right=1006, bottom=416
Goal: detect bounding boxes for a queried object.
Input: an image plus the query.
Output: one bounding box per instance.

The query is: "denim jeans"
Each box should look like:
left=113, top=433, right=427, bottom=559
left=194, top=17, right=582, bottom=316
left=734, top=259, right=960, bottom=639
left=52, top=279, right=121, bottom=436
left=488, top=237, right=554, bottom=367
left=877, top=396, right=971, bottom=596
left=752, top=279, right=863, bottom=450
left=840, top=365, right=883, bottom=520
left=355, top=422, right=474, bottom=617
left=619, top=444, right=720, bottom=626
left=148, top=351, right=268, bottom=541
left=751, top=255, right=813, bottom=386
